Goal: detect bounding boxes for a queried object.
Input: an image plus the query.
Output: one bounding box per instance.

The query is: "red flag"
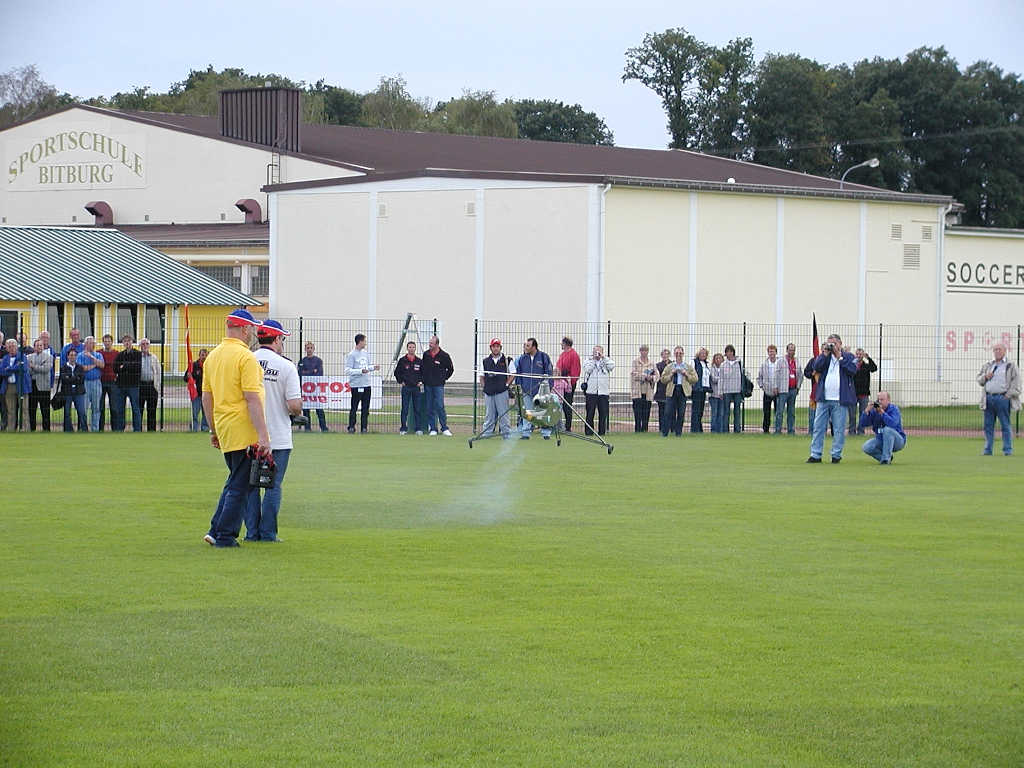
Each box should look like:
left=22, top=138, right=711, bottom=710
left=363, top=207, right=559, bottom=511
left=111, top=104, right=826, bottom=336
left=184, top=304, right=198, bottom=401
left=809, top=313, right=820, bottom=405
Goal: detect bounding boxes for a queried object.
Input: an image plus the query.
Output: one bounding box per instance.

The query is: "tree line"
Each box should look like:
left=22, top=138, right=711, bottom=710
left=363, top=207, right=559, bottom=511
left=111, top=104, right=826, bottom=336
left=2, top=29, right=1023, bottom=228
left=624, top=28, right=1024, bottom=227
left=0, top=65, right=615, bottom=147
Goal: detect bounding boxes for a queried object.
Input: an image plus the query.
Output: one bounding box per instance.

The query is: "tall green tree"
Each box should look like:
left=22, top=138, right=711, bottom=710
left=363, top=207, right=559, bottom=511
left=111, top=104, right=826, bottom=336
left=513, top=99, right=614, bottom=145
left=0, top=65, right=74, bottom=128
left=744, top=54, right=835, bottom=174
left=693, top=37, right=754, bottom=155
left=622, top=28, right=707, bottom=149
left=360, top=76, right=427, bottom=131
left=424, top=90, right=518, bottom=137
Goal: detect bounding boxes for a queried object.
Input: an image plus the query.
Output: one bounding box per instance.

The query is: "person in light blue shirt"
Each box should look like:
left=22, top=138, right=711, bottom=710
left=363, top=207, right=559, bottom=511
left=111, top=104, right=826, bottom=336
left=79, top=336, right=105, bottom=432
left=345, top=334, right=380, bottom=433
left=859, top=391, right=906, bottom=465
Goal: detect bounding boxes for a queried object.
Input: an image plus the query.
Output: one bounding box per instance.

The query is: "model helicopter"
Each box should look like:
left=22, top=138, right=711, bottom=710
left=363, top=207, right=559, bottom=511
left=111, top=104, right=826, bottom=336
left=468, top=372, right=614, bottom=454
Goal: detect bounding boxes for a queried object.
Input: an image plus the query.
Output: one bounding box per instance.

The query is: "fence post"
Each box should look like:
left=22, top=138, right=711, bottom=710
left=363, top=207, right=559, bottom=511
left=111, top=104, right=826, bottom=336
left=159, top=311, right=166, bottom=431
left=606, top=319, right=611, bottom=361
left=473, top=318, right=479, bottom=432
left=433, top=317, right=437, bottom=337
left=878, top=323, right=883, bottom=392
left=740, top=321, right=746, bottom=432
left=1018, top=323, right=1021, bottom=436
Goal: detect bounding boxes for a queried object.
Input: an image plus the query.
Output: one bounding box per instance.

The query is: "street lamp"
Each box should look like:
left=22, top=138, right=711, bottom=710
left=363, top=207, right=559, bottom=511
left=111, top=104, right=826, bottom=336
left=840, top=157, right=880, bottom=189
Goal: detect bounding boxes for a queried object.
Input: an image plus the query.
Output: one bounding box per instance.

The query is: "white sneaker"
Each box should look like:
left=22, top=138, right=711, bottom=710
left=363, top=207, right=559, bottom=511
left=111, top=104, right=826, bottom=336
left=203, top=534, right=215, bottom=546
left=415, top=430, right=423, bottom=435
left=442, top=429, right=453, bottom=436
left=429, top=430, right=438, bottom=436
left=399, top=430, right=407, bottom=435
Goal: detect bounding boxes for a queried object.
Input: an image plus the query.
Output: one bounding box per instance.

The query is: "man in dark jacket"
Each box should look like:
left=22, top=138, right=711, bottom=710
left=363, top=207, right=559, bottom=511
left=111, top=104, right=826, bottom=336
left=849, top=348, right=878, bottom=435
left=394, top=341, right=426, bottom=434
left=514, top=337, right=553, bottom=439
left=60, top=348, right=88, bottom=432
left=806, top=333, right=857, bottom=464
left=113, top=335, right=142, bottom=432
left=297, top=341, right=329, bottom=432
left=422, top=336, right=454, bottom=436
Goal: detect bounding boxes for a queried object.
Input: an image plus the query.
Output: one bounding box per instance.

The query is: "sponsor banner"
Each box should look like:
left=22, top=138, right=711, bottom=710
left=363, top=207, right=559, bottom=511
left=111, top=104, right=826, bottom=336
left=6, top=127, right=147, bottom=191
left=300, top=376, right=382, bottom=410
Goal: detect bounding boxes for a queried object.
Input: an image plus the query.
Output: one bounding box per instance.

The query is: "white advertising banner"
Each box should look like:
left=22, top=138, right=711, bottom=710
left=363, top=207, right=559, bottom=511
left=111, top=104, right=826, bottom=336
left=6, top=126, right=147, bottom=191
left=300, top=376, right=383, bottom=410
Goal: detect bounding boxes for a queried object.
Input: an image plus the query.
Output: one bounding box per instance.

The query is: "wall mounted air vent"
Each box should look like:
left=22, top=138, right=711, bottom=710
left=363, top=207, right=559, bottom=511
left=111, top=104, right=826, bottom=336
left=891, top=224, right=903, bottom=240
left=903, top=244, right=921, bottom=270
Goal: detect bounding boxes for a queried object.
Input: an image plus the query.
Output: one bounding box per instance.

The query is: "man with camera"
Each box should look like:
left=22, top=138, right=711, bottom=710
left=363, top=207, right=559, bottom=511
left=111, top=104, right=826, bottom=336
left=243, top=319, right=302, bottom=543
left=858, top=391, right=906, bottom=464
left=581, top=344, right=615, bottom=436
left=202, top=308, right=270, bottom=548
left=660, top=345, right=697, bottom=436
left=806, top=333, right=858, bottom=464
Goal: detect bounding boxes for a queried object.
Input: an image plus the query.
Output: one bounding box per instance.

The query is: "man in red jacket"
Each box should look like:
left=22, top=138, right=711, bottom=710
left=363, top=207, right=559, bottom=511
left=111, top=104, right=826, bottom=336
left=556, top=336, right=582, bottom=432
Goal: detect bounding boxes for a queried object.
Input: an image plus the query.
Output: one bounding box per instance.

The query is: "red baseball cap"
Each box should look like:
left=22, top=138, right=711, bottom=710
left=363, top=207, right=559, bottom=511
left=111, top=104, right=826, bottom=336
left=489, top=338, right=502, bottom=347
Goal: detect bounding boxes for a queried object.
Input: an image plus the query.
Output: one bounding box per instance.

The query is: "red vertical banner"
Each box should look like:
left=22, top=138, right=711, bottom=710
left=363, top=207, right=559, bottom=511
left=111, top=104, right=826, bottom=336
left=184, top=304, right=197, bottom=401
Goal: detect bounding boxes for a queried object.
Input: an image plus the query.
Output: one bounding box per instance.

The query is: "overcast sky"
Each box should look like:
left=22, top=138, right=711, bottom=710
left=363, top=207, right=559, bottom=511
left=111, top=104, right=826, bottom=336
left=2, top=0, right=1022, bottom=149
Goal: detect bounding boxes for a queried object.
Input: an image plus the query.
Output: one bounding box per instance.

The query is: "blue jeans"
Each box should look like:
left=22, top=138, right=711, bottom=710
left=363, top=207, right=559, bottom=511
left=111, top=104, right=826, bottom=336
left=983, top=393, right=1013, bottom=455
left=662, top=389, right=685, bottom=436
left=723, top=392, right=743, bottom=433
left=243, top=448, right=290, bottom=541
left=771, top=393, right=786, bottom=434
left=191, top=396, right=208, bottom=432
left=862, top=427, right=906, bottom=463
left=207, top=449, right=253, bottom=546
left=810, top=400, right=848, bottom=459
left=400, top=385, right=425, bottom=432
left=783, top=389, right=798, bottom=434
left=424, top=385, right=447, bottom=432
left=111, top=384, right=141, bottom=431
left=709, top=396, right=724, bottom=433
left=64, top=394, right=88, bottom=431
left=85, top=378, right=102, bottom=432
left=301, top=408, right=328, bottom=431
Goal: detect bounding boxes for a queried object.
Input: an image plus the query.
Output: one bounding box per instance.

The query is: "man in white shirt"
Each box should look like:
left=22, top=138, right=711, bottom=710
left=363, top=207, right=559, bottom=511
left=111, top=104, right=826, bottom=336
left=346, top=333, right=380, bottom=434
left=807, top=333, right=858, bottom=463
left=244, top=319, right=302, bottom=542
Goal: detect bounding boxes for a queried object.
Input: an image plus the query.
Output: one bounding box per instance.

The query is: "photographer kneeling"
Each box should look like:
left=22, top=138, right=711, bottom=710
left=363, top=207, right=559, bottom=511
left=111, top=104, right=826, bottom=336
left=858, top=391, right=906, bottom=465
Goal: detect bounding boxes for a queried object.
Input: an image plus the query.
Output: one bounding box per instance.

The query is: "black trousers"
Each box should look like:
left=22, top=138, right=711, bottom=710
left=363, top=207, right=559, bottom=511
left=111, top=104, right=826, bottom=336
left=762, top=392, right=775, bottom=433
left=349, top=387, right=371, bottom=431
left=585, top=393, right=609, bottom=436
left=99, top=381, right=113, bottom=432
left=561, top=388, right=576, bottom=431
left=140, top=382, right=159, bottom=431
left=690, top=389, right=708, bottom=432
left=28, top=386, right=50, bottom=431
left=632, top=396, right=652, bottom=431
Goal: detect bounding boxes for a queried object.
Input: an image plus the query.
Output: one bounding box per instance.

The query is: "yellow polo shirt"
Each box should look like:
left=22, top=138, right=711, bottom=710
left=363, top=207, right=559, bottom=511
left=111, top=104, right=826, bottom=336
left=202, top=337, right=265, bottom=453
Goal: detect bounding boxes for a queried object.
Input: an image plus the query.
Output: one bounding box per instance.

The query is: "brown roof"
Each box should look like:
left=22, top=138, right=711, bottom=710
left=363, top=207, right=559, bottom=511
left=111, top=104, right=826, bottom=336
left=113, top=222, right=269, bottom=246
left=7, top=105, right=953, bottom=204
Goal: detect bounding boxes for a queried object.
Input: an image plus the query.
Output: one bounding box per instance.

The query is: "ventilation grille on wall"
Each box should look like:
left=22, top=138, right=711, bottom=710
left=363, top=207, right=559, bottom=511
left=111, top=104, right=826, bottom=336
left=891, top=223, right=903, bottom=240
left=465, top=201, right=476, bottom=216
left=903, top=244, right=921, bottom=269
left=377, top=203, right=388, bottom=219
left=921, top=224, right=933, bottom=241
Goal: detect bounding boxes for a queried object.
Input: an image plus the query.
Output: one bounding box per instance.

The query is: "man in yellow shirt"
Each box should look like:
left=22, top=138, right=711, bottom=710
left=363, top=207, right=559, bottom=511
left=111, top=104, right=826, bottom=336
left=201, top=309, right=270, bottom=547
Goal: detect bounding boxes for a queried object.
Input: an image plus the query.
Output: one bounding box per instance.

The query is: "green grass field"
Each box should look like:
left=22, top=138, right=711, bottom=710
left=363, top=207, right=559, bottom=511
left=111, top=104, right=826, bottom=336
left=1, top=432, right=1021, bottom=767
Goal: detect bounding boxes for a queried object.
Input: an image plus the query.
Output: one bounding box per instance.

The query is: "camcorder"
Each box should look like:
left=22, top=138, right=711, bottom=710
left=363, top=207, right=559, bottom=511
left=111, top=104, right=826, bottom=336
left=872, top=401, right=881, bottom=410
left=822, top=342, right=835, bottom=354
left=289, top=413, right=310, bottom=427
left=247, top=445, right=277, bottom=489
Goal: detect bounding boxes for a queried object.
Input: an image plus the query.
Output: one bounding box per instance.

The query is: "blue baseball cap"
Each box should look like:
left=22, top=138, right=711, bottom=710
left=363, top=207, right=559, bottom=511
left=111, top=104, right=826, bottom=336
left=258, top=319, right=291, bottom=338
left=226, top=308, right=260, bottom=327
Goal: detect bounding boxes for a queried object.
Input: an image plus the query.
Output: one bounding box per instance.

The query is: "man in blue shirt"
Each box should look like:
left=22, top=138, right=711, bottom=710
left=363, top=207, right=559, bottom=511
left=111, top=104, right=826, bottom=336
left=514, top=337, right=553, bottom=439
left=859, top=391, right=906, bottom=465
left=60, top=328, right=84, bottom=365
left=807, top=333, right=858, bottom=464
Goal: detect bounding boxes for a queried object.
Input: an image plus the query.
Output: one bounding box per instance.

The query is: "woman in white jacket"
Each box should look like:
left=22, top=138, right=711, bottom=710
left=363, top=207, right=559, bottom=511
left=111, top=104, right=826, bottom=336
left=581, top=345, right=615, bottom=436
